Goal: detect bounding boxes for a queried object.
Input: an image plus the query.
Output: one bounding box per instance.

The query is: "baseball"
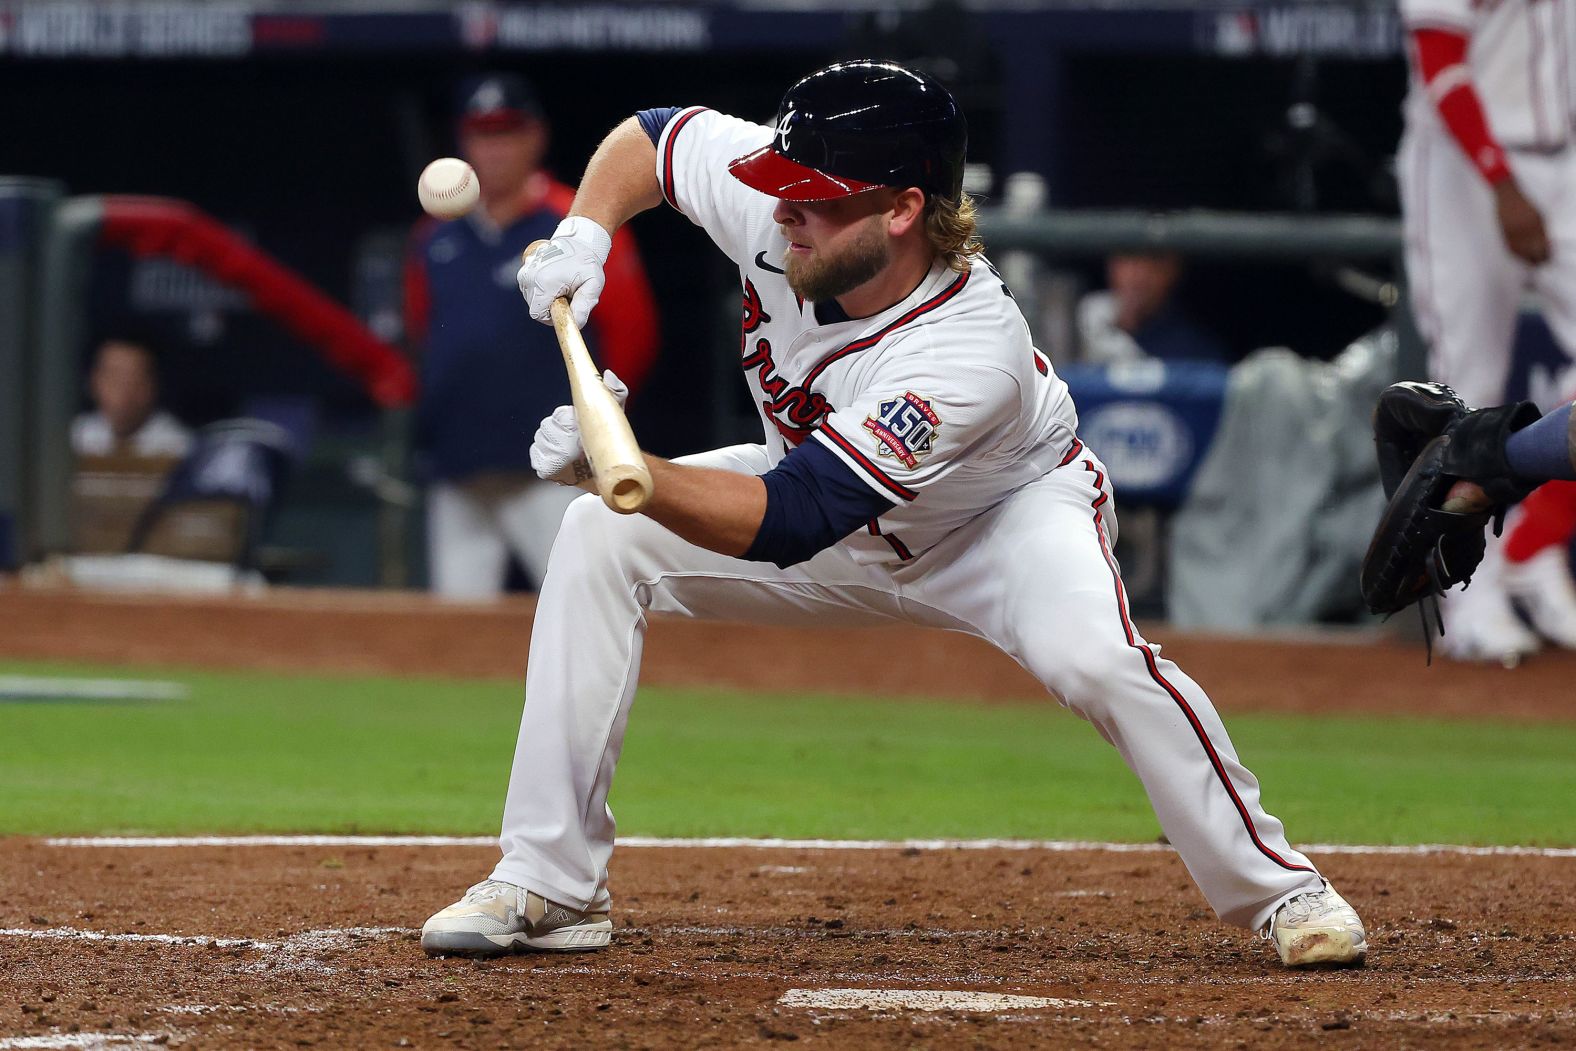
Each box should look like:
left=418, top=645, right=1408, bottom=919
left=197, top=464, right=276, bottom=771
left=417, top=157, right=479, bottom=220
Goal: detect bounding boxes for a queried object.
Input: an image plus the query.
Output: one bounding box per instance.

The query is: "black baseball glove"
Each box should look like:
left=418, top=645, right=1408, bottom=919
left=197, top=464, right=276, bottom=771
left=1360, top=382, right=1542, bottom=630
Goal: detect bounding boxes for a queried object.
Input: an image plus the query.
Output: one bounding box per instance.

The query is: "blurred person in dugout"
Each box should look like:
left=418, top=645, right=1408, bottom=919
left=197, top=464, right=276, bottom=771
left=404, top=73, right=660, bottom=599
left=1399, top=0, right=1576, bottom=662
left=1076, top=251, right=1228, bottom=365
left=70, top=336, right=192, bottom=459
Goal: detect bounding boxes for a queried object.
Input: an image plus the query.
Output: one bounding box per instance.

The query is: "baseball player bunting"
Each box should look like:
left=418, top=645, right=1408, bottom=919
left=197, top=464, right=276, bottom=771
left=421, top=61, right=1366, bottom=968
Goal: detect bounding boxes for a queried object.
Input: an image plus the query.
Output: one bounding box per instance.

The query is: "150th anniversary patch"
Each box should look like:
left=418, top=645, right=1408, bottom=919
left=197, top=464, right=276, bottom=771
left=864, top=392, right=941, bottom=469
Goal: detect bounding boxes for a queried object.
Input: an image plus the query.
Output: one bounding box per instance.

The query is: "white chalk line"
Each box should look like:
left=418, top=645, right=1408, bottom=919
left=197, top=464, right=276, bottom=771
left=655, top=924, right=998, bottom=940
left=157, top=1003, right=309, bottom=1016
left=46, top=838, right=494, bottom=844
left=41, top=835, right=1576, bottom=858
left=0, top=925, right=409, bottom=956
left=0, top=1038, right=167, bottom=1050
left=0, top=675, right=188, bottom=703
left=779, top=988, right=1113, bottom=1012
left=0, top=927, right=260, bottom=949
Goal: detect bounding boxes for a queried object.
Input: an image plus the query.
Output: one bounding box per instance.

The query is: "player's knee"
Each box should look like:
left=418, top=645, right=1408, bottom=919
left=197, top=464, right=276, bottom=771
left=558, top=491, right=605, bottom=532
left=1031, top=632, right=1131, bottom=714
left=551, top=493, right=666, bottom=579
left=551, top=494, right=634, bottom=567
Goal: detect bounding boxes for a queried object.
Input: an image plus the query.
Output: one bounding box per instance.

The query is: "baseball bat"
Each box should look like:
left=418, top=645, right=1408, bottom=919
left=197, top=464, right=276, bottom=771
left=522, top=239, right=653, bottom=514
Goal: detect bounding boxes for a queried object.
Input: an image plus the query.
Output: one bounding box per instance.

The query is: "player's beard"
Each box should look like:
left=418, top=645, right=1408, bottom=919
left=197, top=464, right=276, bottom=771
left=785, top=219, right=891, bottom=304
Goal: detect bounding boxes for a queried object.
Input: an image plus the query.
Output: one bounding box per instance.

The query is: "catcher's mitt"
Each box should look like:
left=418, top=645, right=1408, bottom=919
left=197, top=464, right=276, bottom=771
left=1360, top=383, right=1542, bottom=649
left=1371, top=381, right=1468, bottom=500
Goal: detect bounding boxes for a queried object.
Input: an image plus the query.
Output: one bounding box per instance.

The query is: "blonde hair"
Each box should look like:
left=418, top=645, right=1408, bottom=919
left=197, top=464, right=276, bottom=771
left=925, top=190, right=984, bottom=273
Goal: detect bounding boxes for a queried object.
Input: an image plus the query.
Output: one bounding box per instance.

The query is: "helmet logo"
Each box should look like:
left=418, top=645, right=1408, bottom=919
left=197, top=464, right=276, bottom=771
left=776, top=109, right=796, bottom=150
left=472, top=79, right=505, bottom=113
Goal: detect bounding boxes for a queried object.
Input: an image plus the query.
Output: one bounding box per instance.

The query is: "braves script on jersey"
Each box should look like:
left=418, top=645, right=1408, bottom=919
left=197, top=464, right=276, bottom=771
left=658, top=106, right=1079, bottom=563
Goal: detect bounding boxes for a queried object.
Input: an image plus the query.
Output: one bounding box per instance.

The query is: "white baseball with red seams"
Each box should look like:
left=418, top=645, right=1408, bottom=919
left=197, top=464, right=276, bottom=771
left=489, top=107, right=1328, bottom=932
left=417, top=157, right=479, bottom=221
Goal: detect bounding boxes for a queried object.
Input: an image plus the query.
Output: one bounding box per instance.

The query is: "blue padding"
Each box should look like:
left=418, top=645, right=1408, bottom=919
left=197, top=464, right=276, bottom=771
left=0, top=198, right=30, bottom=253
left=1060, top=360, right=1230, bottom=508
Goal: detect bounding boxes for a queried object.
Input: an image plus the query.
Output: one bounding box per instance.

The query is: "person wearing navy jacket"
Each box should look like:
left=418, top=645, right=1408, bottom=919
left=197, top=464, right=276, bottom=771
left=405, top=73, right=660, bottom=598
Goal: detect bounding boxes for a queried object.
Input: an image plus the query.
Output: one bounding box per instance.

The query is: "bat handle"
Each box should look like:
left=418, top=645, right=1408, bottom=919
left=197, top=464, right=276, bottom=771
left=529, top=266, right=652, bottom=514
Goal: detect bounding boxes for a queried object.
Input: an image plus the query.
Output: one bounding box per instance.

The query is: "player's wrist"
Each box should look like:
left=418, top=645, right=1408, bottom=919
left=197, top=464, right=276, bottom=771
left=554, top=216, right=614, bottom=264
left=1491, top=170, right=1526, bottom=193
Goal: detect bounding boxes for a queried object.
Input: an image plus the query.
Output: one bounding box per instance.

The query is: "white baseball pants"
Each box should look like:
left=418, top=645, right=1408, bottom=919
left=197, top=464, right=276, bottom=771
left=492, top=444, right=1324, bottom=930
left=1399, top=126, right=1576, bottom=406
left=427, top=473, right=584, bottom=599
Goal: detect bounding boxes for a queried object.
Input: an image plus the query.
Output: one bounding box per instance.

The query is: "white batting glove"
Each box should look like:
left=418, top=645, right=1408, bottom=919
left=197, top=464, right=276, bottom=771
left=530, top=370, right=629, bottom=488
left=517, top=216, right=614, bottom=329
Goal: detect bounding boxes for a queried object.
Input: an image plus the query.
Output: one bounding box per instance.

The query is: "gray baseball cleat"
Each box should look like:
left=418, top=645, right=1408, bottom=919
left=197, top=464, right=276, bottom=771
left=421, top=879, right=612, bottom=957
left=1263, top=882, right=1367, bottom=967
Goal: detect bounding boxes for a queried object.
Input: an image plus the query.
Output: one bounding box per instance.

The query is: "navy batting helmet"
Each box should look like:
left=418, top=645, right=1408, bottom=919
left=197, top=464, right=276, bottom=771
left=728, top=60, right=967, bottom=203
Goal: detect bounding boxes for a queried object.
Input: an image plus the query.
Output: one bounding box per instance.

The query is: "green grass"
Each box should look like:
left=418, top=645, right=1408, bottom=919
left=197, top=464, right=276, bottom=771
left=1, top=659, right=1573, bottom=845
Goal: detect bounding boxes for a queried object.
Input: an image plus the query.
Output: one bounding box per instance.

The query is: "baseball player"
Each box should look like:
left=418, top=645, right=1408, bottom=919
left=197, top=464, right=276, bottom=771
left=1398, top=0, right=1576, bottom=660
left=405, top=73, right=660, bottom=599
left=1360, top=380, right=1572, bottom=622
left=421, top=61, right=1366, bottom=968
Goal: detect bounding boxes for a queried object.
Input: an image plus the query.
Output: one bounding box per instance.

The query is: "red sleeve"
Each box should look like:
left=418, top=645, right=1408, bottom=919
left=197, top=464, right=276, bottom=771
left=592, top=226, right=661, bottom=397
left=1410, top=27, right=1512, bottom=185
left=542, top=179, right=661, bottom=397
left=402, top=219, right=439, bottom=349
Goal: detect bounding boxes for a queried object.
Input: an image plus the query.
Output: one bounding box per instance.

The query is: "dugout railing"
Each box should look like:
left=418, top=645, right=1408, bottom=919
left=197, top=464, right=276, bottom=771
left=7, top=189, right=417, bottom=579
left=974, top=206, right=1417, bottom=369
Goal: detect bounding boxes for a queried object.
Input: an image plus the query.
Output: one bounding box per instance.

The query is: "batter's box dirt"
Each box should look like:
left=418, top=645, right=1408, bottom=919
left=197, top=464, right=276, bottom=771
left=1, top=842, right=1573, bottom=1049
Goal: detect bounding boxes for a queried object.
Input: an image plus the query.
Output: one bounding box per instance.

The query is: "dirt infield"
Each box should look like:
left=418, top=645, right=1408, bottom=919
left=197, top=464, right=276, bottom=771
left=2, top=585, right=1574, bottom=1048
left=1, top=839, right=1573, bottom=1049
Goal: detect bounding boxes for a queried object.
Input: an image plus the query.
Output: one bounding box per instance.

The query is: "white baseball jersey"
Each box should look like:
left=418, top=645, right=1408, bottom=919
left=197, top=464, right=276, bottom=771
left=656, top=107, right=1079, bottom=564
left=70, top=410, right=192, bottom=459
left=1401, top=0, right=1576, bottom=151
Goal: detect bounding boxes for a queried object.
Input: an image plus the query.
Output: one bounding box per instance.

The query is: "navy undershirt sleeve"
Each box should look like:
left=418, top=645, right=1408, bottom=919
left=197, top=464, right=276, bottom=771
left=636, top=107, right=684, bottom=146
left=743, top=440, right=897, bottom=568
left=1506, top=401, right=1576, bottom=480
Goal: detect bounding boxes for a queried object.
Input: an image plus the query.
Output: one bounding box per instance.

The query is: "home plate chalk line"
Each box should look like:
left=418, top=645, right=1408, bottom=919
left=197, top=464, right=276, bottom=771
left=779, top=989, right=1113, bottom=1012
left=41, top=835, right=1576, bottom=858
left=0, top=1037, right=167, bottom=1050
left=0, top=926, right=408, bottom=953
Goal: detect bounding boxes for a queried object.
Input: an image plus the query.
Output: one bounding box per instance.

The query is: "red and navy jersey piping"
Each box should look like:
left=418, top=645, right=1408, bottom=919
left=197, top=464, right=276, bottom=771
left=866, top=519, right=915, bottom=561
left=819, top=422, right=919, bottom=502
left=660, top=107, right=709, bottom=211
left=802, top=270, right=970, bottom=389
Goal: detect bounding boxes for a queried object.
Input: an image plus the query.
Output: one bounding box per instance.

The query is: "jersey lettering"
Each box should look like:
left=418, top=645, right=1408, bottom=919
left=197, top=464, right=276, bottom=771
left=741, top=278, right=771, bottom=337
left=741, top=336, right=834, bottom=445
